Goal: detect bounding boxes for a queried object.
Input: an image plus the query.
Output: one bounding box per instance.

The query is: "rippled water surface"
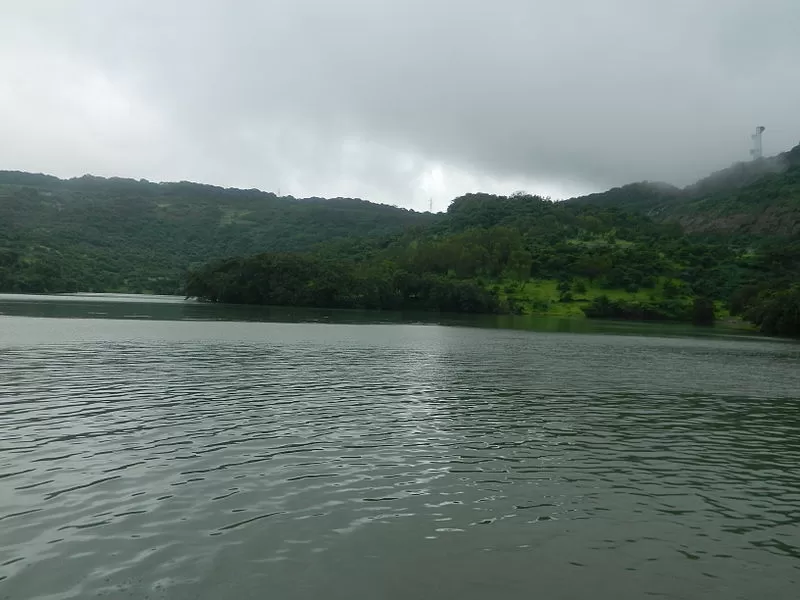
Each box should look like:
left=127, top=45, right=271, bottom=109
left=1, top=297, right=799, bottom=599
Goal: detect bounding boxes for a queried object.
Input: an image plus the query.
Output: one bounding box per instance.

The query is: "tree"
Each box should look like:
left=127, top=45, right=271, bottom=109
left=746, top=286, right=800, bottom=337
left=691, top=297, right=715, bottom=326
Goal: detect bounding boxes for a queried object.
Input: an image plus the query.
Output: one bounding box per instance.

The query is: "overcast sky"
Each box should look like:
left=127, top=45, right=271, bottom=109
left=2, top=1, right=799, bottom=211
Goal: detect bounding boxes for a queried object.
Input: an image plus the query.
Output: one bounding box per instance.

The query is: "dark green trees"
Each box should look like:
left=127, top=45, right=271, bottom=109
left=691, top=297, right=716, bottom=326
left=741, top=287, right=800, bottom=337
left=185, top=253, right=503, bottom=314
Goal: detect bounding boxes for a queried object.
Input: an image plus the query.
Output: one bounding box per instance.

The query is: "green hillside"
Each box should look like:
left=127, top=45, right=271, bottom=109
left=186, top=190, right=800, bottom=336
left=1, top=162, right=798, bottom=336
left=0, top=172, right=434, bottom=293
left=568, top=142, right=800, bottom=235
left=187, top=193, right=742, bottom=317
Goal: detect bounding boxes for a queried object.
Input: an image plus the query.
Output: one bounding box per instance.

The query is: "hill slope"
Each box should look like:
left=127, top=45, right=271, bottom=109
left=3, top=168, right=797, bottom=335
left=568, top=142, right=800, bottom=235
left=185, top=189, right=800, bottom=335
left=188, top=191, right=748, bottom=316
left=0, top=172, right=434, bottom=293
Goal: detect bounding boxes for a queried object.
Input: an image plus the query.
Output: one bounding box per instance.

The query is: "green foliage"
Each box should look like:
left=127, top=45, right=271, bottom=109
left=185, top=253, right=502, bottom=314
left=567, top=142, right=800, bottom=236
left=0, top=172, right=434, bottom=294
left=729, top=285, right=760, bottom=316
left=582, top=295, right=694, bottom=321
left=569, top=182, right=683, bottom=212
left=727, top=237, right=800, bottom=336
left=4, top=167, right=800, bottom=335
left=744, top=286, right=800, bottom=337
left=662, top=280, right=684, bottom=299
left=692, top=297, right=716, bottom=326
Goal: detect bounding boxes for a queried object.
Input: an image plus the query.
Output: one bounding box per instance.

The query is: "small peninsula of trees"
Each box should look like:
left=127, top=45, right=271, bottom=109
left=185, top=253, right=503, bottom=313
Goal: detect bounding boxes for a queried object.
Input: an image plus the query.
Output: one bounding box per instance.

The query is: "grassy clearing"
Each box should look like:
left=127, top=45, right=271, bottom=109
left=496, top=278, right=683, bottom=317
left=219, top=208, right=253, bottom=225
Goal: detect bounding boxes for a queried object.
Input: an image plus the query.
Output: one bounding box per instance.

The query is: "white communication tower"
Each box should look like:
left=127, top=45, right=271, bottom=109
left=750, top=126, right=766, bottom=160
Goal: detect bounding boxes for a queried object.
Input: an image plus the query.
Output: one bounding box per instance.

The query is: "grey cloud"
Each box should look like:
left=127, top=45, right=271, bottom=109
left=2, top=0, right=799, bottom=208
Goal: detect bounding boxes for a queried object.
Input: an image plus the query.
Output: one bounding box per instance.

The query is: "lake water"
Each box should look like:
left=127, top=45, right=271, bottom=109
left=1, top=295, right=799, bottom=599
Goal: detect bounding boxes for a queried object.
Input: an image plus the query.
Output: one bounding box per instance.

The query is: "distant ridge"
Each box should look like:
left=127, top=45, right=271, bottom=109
left=568, top=142, right=800, bottom=235
left=0, top=170, right=435, bottom=294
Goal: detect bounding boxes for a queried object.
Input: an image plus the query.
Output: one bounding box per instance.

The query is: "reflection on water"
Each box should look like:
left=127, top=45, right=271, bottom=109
left=0, top=292, right=768, bottom=339
left=0, top=296, right=798, bottom=599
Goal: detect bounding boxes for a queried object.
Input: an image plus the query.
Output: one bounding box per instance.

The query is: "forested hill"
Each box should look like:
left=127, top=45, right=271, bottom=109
left=186, top=190, right=800, bottom=336
left=2, top=163, right=799, bottom=335
left=0, top=171, right=434, bottom=293
left=568, top=142, right=800, bottom=235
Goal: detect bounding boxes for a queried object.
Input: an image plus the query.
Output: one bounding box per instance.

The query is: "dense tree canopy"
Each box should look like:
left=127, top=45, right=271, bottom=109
left=725, top=238, right=800, bottom=337
left=567, top=142, right=800, bottom=236
left=185, top=192, right=759, bottom=326
left=0, top=171, right=433, bottom=294
left=185, top=254, right=503, bottom=314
